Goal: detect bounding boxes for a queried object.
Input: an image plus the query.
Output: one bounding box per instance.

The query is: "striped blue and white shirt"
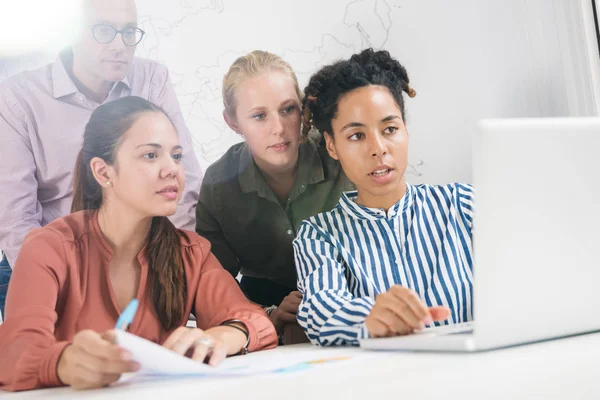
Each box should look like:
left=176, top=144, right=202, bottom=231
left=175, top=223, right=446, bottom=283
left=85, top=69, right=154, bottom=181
left=292, top=183, right=474, bottom=346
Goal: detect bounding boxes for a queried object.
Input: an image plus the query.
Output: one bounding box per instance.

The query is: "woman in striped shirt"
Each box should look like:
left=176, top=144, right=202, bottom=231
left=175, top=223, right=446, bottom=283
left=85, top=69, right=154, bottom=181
left=293, top=49, right=474, bottom=346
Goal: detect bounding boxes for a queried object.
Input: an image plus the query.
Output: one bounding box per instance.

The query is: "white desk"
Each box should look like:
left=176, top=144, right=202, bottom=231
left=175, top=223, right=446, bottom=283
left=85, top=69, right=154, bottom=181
left=3, top=332, right=599, bottom=399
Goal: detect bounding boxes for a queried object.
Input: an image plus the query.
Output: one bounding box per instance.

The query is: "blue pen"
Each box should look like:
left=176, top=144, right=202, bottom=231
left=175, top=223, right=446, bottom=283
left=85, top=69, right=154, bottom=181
left=115, top=299, right=139, bottom=331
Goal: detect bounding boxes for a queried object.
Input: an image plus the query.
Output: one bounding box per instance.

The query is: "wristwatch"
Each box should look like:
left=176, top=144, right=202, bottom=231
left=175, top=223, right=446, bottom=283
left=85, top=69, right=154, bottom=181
left=264, top=305, right=277, bottom=317
left=263, top=305, right=285, bottom=345
left=220, top=319, right=250, bottom=355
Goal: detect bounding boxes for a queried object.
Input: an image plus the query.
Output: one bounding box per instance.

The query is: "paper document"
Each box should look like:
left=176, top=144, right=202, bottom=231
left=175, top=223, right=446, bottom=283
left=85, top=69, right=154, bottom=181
left=115, top=330, right=246, bottom=376
left=115, top=330, right=371, bottom=378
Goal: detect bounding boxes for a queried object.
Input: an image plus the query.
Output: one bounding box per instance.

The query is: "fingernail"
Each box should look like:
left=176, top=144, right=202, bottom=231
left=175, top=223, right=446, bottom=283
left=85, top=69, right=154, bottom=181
left=131, top=362, right=141, bottom=371
left=423, top=317, right=433, bottom=325
left=121, top=351, right=132, bottom=361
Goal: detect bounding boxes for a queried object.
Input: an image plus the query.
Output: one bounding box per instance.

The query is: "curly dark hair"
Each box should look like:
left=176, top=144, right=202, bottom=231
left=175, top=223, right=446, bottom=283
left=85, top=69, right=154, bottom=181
left=301, top=48, right=416, bottom=140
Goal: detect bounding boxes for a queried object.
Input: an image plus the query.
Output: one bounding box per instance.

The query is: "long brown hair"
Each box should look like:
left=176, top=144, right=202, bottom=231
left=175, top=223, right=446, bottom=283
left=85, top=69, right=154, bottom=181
left=72, top=96, right=187, bottom=331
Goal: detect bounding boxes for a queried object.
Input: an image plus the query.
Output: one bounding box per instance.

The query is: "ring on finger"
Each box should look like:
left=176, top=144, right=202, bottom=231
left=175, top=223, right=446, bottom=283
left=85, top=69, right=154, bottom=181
left=194, top=336, right=214, bottom=349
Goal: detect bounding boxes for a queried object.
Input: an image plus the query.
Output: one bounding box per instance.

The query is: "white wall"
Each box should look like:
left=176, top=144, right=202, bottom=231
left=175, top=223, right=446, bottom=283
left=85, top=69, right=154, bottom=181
left=1, top=0, right=598, bottom=185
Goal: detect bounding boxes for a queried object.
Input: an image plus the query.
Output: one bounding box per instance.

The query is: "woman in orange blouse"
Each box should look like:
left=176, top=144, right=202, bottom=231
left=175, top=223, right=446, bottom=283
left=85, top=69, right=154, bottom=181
left=0, top=96, right=277, bottom=392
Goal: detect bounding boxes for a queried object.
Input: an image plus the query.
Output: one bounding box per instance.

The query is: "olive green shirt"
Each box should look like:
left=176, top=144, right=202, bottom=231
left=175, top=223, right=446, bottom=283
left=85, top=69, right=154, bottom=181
left=196, top=139, right=354, bottom=289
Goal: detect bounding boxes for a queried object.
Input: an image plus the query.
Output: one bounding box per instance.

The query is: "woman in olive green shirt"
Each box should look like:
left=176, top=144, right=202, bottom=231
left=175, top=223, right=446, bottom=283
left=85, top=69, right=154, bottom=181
left=196, top=51, right=352, bottom=337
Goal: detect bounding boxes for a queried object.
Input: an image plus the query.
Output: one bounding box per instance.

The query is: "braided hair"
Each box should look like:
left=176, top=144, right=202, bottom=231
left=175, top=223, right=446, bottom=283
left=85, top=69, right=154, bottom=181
left=301, top=48, right=416, bottom=141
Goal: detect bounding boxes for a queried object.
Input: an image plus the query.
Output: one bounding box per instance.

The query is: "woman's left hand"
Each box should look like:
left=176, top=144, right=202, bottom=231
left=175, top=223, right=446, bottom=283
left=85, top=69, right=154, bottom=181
left=162, top=326, right=247, bottom=366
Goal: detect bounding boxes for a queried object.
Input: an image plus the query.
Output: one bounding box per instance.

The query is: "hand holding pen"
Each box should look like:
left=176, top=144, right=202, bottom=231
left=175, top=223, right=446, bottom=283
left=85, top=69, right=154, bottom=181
left=56, top=299, right=141, bottom=390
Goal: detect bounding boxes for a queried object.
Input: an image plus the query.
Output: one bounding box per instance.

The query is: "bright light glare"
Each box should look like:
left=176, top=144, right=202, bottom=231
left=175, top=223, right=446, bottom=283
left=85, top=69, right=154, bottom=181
left=0, top=0, right=82, bottom=56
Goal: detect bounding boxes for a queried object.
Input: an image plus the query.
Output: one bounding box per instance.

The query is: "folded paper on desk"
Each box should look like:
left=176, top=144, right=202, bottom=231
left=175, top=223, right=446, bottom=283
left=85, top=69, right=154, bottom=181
left=115, top=330, right=246, bottom=376
left=115, top=330, right=368, bottom=378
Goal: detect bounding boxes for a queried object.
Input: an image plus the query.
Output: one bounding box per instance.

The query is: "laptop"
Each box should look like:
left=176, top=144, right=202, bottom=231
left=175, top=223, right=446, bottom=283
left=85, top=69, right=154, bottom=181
left=360, top=117, right=600, bottom=352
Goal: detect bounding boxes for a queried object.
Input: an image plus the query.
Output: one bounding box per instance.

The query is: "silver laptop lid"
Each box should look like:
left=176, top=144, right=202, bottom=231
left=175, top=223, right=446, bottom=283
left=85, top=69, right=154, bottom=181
left=473, top=117, right=600, bottom=350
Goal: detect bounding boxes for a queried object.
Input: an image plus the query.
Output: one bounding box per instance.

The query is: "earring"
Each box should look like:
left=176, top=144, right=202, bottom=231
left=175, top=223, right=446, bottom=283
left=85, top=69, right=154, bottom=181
left=106, top=181, right=111, bottom=186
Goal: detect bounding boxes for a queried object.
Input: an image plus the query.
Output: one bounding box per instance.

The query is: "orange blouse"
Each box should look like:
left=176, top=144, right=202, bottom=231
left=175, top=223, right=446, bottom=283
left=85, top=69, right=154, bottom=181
left=0, top=211, right=277, bottom=391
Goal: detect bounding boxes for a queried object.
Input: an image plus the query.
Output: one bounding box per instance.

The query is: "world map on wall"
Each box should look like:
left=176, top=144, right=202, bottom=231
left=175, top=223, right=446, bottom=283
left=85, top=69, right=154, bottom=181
left=4, top=1, right=562, bottom=186
left=133, top=0, right=427, bottom=177
left=1, top=0, right=456, bottom=180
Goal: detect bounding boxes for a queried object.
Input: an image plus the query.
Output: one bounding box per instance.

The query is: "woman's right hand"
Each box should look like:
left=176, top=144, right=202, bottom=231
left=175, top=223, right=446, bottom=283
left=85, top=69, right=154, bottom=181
left=57, top=330, right=140, bottom=390
left=270, top=291, right=303, bottom=333
left=365, top=285, right=450, bottom=337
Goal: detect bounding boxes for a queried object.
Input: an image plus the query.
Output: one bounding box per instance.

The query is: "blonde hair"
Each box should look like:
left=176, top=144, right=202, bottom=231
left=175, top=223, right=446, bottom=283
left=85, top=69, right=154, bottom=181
left=222, top=50, right=303, bottom=118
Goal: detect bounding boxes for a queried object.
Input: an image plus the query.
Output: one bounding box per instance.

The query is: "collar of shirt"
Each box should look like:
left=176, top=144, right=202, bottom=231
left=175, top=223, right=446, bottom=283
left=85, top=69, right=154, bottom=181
left=51, top=48, right=131, bottom=100
left=90, top=209, right=149, bottom=266
left=237, top=140, right=326, bottom=203
left=339, top=182, right=414, bottom=221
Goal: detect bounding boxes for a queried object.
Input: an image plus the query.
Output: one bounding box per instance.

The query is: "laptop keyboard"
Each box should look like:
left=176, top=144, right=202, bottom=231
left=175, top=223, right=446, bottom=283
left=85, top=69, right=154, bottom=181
left=414, top=321, right=474, bottom=336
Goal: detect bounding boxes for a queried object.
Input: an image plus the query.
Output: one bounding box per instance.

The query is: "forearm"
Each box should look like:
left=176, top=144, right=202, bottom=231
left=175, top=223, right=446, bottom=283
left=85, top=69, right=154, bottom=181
left=297, top=290, right=375, bottom=346
left=0, top=332, right=70, bottom=392
left=0, top=98, right=41, bottom=266
left=0, top=217, right=41, bottom=266
left=293, top=232, right=373, bottom=345
left=0, top=227, right=72, bottom=391
left=207, top=305, right=277, bottom=352
left=195, top=263, right=277, bottom=352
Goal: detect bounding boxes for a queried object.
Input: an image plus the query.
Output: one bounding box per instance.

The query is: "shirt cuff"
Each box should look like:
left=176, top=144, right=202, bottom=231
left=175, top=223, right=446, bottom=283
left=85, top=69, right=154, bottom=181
left=356, top=322, right=371, bottom=341
left=40, top=341, right=70, bottom=388
left=221, top=310, right=277, bottom=352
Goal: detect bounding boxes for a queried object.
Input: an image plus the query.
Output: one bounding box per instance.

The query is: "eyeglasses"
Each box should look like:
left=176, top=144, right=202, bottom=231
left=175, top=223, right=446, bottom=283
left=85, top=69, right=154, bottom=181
left=90, top=24, right=145, bottom=46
